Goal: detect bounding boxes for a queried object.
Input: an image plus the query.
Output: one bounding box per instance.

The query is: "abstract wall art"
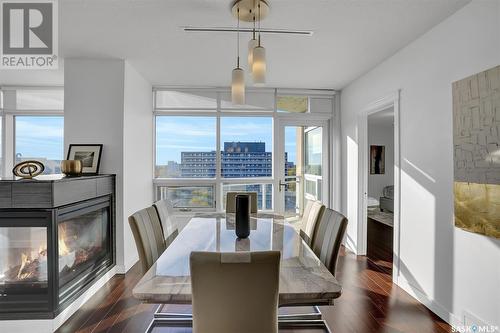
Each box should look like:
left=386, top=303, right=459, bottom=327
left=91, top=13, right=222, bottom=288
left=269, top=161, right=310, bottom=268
left=370, top=145, right=385, bottom=175
left=453, top=65, right=500, bottom=238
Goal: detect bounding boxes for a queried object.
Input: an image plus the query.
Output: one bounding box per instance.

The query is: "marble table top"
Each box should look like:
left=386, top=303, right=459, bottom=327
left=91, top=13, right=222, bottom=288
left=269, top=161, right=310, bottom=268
left=133, top=215, right=342, bottom=306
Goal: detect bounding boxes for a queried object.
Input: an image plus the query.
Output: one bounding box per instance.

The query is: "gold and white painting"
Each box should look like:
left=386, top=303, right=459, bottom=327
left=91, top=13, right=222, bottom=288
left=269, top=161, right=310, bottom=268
left=453, top=65, right=500, bottom=238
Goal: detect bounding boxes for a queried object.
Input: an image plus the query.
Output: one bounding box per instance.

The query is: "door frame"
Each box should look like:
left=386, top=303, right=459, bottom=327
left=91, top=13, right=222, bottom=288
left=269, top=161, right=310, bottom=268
left=357, top=90, right=401, bottom=283
left=274, top=117, right=330, bottom=216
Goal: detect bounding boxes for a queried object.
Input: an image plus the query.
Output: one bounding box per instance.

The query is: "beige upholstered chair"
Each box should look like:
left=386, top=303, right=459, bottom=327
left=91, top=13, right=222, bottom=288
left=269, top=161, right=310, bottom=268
left=128, top=206, right=166, bottom=275
left=225, top=192, right=258, bottom=213
left=153, top=199, right=178, bottom=246
left=311, top=208, right=348, bottom=276
left=190, top=251, right=280, bottom=333
left=299, top=200, right=325, bottom=245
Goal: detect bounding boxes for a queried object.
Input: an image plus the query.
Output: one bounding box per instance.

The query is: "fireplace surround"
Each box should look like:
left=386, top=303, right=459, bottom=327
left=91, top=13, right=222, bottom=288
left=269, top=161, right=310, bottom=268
left=0, top=175, right=115, bottom=320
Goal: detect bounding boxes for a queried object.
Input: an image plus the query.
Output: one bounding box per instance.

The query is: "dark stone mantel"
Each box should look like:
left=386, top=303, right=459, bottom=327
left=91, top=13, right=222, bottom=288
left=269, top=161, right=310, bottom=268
left=0, top=173, right=113, bottom=182
left=0, top=174, right=115, bottom=209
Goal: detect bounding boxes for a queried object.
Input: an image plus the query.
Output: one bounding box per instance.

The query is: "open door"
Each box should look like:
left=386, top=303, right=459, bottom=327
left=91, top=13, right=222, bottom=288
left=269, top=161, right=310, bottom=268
left=275, top=120, right=329, bottom=222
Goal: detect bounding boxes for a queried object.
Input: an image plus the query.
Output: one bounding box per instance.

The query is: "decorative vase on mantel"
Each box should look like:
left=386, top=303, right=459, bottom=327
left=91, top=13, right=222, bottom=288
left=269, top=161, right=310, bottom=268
left=235, top=194, right=250, bottom=238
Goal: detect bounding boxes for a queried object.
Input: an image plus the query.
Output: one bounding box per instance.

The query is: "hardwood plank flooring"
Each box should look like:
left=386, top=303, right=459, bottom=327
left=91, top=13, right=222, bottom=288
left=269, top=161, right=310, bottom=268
left=56, top=247, right=451, bottom=333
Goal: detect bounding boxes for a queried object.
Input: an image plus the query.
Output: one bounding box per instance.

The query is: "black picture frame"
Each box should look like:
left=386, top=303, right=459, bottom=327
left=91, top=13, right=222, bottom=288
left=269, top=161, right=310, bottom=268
left=67, top=144, right=103, bottom=175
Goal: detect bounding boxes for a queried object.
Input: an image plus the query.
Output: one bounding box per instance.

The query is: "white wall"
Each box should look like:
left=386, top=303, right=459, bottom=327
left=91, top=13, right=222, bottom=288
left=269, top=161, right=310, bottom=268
left=64, top=58, right=126, bottom=270
left=123, top=62, right=153, bottom=271
left=65, top=58, right=153, bottom=273
left=368, top=115, right=394, bottom=199
left=340, top=0, right=500, bottom=328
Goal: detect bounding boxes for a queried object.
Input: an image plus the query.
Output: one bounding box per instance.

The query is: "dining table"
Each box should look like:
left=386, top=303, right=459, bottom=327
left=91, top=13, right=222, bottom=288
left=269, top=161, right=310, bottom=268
left=133, top=213, right=342, bottom=332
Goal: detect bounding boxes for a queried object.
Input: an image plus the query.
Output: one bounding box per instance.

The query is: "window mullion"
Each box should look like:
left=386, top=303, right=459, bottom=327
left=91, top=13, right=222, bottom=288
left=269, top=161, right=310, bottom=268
left=216, top=92, right=222, bottom=212
left=3, top=114, right=14, bottom=178
left=2, top=90, right=16, bottom=178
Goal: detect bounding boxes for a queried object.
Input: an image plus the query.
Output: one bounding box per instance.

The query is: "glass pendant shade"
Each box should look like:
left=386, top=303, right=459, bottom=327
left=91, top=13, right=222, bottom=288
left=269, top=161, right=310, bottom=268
left=252, top=45, right=266, bottom=85
left=247, top=38, right=258, bottom=73
left=231, top=67, right=245, bottom=105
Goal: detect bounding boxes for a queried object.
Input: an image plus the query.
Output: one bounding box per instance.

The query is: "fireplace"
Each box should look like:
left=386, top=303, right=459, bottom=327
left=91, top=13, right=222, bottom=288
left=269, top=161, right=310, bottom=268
left=57, top=198, right=113, bottom=307
left=0, top=185, right=114, bottom=320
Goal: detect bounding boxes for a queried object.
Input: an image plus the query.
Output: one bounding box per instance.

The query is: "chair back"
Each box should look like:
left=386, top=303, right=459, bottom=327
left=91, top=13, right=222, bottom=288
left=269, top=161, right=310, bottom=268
left=128, top=206, right=166, bottom=275
left=225, top=192, right=258, bottom=213
left=153, top=199, right=178, bottom=246
left=190, top=251, right=280, bottom=333
left=300, top=200, right=325, bottom=245
left=311, top=208, right=348, bottom=275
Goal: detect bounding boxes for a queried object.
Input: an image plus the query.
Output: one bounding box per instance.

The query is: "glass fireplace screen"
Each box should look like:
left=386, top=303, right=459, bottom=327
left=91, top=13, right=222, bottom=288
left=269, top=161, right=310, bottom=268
left=0, top=227, right=48, bottom=286
left=58, top=207, right=109, bottom=287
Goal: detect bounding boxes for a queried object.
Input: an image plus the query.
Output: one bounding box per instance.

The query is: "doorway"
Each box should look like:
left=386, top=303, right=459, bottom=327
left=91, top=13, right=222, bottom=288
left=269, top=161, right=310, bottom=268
left=366, top=108, right=395, bottom=273
left=358, top=91, right=401, bottom=282
left=275, top=119, right=329, bottom=223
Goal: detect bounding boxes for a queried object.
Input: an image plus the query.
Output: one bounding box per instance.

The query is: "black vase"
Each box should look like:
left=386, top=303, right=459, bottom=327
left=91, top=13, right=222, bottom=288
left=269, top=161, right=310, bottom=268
left=235, top=194, right=250, bottom=238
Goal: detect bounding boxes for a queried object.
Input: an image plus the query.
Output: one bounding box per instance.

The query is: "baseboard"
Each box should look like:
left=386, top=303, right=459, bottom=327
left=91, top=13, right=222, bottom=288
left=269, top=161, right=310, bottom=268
left=396, top=276, right=462, bottom=327
left=344, top=237, right=358, bottom=255
left=124, top=257, right=139, bottom=273
left=0, top=266, right=119, bottom=333
left=115, top=263, right=127, bottom=274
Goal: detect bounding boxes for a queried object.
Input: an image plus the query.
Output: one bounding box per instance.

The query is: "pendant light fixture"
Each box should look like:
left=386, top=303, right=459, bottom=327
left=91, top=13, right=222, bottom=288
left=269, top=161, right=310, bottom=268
left=231, top=7, right=245, bottom=105
left=252, top=2, right=266, bottom=85
left=247, top=13, right=258, bottom=74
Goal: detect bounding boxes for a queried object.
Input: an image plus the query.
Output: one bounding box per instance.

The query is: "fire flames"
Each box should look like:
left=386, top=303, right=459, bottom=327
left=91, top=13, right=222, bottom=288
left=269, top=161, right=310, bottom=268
left=17, top=253, right=31, bottom=280
left=59, top=224, right=71, bottom=256
left=14, top=246, right=47, bottom=281
left=3, top=222, right=103, bottom=283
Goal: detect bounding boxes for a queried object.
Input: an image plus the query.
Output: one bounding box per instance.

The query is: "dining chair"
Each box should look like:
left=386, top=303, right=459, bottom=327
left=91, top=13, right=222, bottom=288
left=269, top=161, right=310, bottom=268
left=225, top=192, right=258, bottom=213
left=190, top=251, right=281, bottom=333
left=299, top=200, right=325, bottom=245
left=311, top=208, right=348, bottom=276
left=128, top=206, right=166, bottom=275
left=153, top=199, right=179, bottom=246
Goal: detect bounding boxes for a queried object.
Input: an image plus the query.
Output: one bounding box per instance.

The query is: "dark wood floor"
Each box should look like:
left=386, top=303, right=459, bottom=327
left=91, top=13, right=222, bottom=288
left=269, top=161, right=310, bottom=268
left=56, top=247, right=451, bottom=333
left=366, top=218, right=394, bottom=274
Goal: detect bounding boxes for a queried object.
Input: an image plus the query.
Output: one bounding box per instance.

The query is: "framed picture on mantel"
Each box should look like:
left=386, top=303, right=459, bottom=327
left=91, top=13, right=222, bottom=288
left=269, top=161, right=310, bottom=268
left=67, top=144, right=103, bottom=174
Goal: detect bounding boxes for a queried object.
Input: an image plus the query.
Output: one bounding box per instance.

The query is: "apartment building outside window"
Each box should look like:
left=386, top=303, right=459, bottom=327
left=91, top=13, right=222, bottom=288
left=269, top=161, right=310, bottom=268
left=154, top=88, right=336, bottom=215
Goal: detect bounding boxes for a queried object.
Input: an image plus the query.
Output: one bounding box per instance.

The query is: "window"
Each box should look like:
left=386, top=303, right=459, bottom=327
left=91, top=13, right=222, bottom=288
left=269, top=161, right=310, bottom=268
left=15, top=116, right=64, bottom=174
left=222, top=183, right=273, bottom=210
left=155, top=116, right=216, bottom=178
left=0, top=116, right=2, bottom=175
left=0, top=88, right=64, bottom=176
left=305, top=126, right=322, bottom=175
left=220, top=117, right=273, bottom=178
left=277, top=96, right=308, bottom=113
left=156, top=185, right=215, bottom=209
left=155, top=90, right=217, bottom=110
left=153, top=88, right=334, bottom=212
left=16, top=90, right=64, bottom=110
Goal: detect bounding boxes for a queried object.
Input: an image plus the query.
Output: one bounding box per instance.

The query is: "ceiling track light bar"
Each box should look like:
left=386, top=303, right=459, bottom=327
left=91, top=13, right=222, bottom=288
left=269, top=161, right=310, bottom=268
left=182, top=26, right=314, bottom=36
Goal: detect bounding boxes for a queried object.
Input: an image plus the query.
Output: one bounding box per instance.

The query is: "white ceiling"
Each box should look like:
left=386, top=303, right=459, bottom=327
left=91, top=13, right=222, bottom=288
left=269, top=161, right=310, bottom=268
left=0, top=0, right=469, bottom=89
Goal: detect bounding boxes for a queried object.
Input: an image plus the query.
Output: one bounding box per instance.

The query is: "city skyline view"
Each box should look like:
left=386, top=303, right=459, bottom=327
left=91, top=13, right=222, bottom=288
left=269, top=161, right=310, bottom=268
left=156, top=117, right=298, bottom=166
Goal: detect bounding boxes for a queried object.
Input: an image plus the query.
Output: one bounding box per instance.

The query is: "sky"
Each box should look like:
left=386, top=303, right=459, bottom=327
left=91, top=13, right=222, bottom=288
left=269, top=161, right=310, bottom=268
left=156, top=116, right=277, bottom=164
left=285, top=127, right=297, bottom=164
left=12, top=115, right=298, bottom=165
left=15, top=116, right=64, bottom=160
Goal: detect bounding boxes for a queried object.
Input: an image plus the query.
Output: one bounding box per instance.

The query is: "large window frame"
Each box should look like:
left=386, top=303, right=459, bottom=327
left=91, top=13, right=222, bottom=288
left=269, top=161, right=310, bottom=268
left=0, top=87, right=64, bottom=177
left=153, top=87, right=337, bottom=213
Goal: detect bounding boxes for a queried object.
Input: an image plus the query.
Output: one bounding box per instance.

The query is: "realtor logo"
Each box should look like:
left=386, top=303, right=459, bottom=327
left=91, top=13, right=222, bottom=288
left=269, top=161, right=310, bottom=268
left=1, top=0, right=58, bottom=69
